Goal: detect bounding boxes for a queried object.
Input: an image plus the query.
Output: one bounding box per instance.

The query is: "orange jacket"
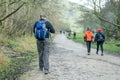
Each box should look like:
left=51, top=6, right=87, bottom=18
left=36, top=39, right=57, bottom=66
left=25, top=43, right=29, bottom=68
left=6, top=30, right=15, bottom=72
left=84, top=30, right=93, bottom=41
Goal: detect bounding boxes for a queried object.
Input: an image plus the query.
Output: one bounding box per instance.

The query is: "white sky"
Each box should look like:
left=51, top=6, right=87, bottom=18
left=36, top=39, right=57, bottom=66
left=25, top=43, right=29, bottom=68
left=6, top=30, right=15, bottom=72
left=68, top=0, right=106, bottom=9
left=68, top=0, right=86, bottom=4
left=68, top=0, right=93, bottom=9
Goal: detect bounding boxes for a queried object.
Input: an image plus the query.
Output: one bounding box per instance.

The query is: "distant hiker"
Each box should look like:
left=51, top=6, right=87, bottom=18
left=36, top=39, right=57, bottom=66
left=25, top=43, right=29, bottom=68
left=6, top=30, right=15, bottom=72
left=73, top=32, right=76, bottom=39
left=63, top=31, right=65, bottom=34
left=84, top=27, right=94, bottom=55
left=59, top=29, right=62, bottom=34
left=95, top=28, right=105, bottom=56
left=33, top=15, right=55, bottom=74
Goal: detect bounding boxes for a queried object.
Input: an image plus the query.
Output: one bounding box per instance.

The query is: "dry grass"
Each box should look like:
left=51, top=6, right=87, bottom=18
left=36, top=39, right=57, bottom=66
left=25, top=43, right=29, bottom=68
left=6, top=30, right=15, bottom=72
left=0, top=34, right=37, bottom=79
left=0, top=34, right=37, bottom=66
left=0, top=53, right=10, bottom=65
left=14, top=36, right=37, bottom=53
left=0, top=34, right=9, bottom=65
left=0, top=34, right=3, bottom=40
left=0, top=34, right=6, bottom=44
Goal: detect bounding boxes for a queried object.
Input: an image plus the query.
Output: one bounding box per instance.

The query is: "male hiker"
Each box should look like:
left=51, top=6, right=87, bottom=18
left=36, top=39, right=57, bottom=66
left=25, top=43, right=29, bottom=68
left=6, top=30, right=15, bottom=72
left=84, top=27, right=94, bottom=55
left=33, top=15, right=55, bottom=74
left=95, top=28, right=105, bottom=56
left=73, top=31, right=76, bottom=39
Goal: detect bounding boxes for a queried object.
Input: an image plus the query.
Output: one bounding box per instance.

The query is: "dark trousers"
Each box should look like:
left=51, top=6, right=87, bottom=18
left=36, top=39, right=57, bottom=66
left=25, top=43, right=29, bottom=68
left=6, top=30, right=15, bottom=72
left=37, top=39, right=50, bottom=71
left=73, top=35, right=76, bottom=39
left=86, top=41, right=91, bottom=53
left=96, top=41, right=104, bottom=53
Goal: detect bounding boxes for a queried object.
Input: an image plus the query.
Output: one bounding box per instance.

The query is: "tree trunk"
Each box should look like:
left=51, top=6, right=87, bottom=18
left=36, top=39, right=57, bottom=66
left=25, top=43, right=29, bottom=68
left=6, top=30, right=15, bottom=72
left=2, top=0, right=9, bottom=32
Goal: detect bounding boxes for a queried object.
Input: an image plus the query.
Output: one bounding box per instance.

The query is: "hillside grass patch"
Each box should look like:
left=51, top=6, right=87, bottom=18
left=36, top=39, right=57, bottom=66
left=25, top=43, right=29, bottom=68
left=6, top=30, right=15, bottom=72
left=0, top=34, right=37, bottom=80
left=14, top=35, right=37, bottom=53
left=70, top=32, right=120, bottom=54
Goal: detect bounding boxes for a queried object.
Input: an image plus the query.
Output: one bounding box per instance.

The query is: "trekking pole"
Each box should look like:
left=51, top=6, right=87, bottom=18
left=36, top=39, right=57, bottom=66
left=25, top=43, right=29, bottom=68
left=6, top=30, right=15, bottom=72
left=49, top=33, right=52, bottom=44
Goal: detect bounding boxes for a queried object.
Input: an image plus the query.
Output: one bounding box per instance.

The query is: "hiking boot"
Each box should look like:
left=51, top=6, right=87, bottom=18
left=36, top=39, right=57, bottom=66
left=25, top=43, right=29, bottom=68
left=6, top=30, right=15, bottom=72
left=87, top=52, right=90, bottom=55
left=101, top=53, right=104, bottom=56
left=44, top=70, right=49, bottom=74
left=96, top=51, right=98, bottom=55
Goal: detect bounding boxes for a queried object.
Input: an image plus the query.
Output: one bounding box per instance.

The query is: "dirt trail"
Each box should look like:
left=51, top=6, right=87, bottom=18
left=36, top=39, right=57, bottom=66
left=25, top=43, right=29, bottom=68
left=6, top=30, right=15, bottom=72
left=20, top=34, right=120, bottom=80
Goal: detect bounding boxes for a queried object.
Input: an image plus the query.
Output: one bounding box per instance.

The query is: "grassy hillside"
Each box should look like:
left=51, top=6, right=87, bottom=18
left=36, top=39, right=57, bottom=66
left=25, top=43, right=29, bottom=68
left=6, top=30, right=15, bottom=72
left=0, top=34, right=37, bottom=80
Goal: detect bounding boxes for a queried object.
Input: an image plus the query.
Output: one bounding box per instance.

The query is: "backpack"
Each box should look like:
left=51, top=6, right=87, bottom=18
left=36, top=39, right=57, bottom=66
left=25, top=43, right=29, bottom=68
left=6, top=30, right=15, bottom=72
left=97, top=33, right=104, bottom=42
left=34, top=20, right=48, bottom=40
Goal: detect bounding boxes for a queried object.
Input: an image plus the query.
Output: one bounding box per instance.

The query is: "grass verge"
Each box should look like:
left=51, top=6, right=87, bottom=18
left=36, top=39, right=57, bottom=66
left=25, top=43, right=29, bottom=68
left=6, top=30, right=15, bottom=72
left=70, top=32, right=120, bottom=54
left=0, top=34, right=37, bottom=80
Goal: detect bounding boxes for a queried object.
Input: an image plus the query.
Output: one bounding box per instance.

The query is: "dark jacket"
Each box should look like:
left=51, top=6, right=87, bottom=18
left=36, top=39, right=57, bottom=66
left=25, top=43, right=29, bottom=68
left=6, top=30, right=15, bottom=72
left=33, top=19, right=55, bottom=38
left=95, top=32, right=105, bottom=42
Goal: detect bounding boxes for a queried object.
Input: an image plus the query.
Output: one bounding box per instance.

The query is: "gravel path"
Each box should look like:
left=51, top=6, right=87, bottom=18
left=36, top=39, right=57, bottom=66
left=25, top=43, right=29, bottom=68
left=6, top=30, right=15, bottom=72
left=20, top=34, right=120, bottom=80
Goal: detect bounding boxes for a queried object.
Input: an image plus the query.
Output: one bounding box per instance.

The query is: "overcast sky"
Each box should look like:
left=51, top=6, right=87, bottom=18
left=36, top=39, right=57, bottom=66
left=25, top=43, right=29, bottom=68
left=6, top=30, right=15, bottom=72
left=68, top=0, right=106, bottom=9
left=68, top=0, right=86, bottom=4
left=68, top=0, right=93, bottom=9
